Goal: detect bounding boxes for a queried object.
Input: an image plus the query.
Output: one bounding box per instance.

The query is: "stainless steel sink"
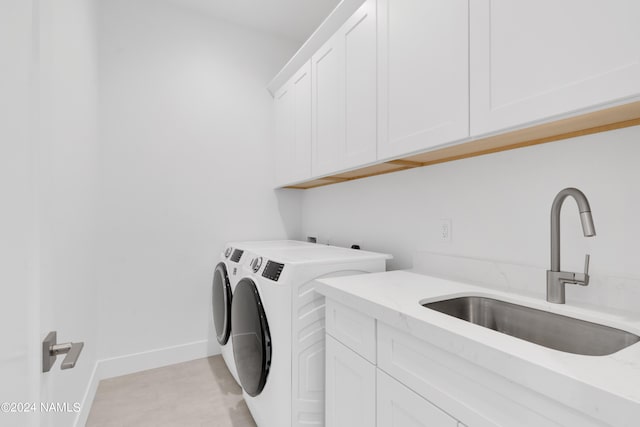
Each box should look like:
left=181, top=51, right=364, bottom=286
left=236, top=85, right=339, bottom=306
left=423, top=296, right=640, bottom=356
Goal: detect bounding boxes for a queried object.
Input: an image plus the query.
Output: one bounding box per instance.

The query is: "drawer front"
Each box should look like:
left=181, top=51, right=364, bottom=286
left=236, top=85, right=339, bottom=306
left=377, top=322, right=603, bottom=427
left=377, top=369, right=458, bottom=427
left=326, top=299, right=376, bottom=363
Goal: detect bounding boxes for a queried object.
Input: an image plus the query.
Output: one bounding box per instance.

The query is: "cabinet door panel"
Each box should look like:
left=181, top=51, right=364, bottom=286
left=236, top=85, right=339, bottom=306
left=275, top=62, right=312, bottom=186
left=325, top=335, right=376, bottom=427
left=378, top=0, right=469, bottom=159
left=275, top=85, right=294, bottom=185
left=471, top=0, right=640, bottom=135
left=377, top=369, right=458, bottom=427
left=343, top=0, right=377, bottom=167
left=312, top=0, right=377, bottom=177
left=312, top=36, right=344, bottom=177
left=292, top=63, right=312, bottom=182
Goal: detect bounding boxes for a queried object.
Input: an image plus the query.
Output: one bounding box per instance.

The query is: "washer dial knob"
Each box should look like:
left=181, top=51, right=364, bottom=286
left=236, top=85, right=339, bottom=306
left=224, top=247, right=232, bottom=258
left=251, top=257, right=263, bottom=273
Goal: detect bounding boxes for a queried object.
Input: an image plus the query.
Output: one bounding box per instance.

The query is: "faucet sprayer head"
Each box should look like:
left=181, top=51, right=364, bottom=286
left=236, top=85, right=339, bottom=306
left=579, top=211, right=596, bottom=237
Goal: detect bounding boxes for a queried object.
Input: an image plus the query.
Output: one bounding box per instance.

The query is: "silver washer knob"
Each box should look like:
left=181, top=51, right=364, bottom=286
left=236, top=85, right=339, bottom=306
left=252, top=257, right=263, bottom=273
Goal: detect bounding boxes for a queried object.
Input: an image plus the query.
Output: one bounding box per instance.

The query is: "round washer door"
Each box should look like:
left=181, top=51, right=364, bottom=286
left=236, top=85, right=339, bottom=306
left=212, top=262, right=232, bottom=345
left=231, top=278, right=271, bottom=397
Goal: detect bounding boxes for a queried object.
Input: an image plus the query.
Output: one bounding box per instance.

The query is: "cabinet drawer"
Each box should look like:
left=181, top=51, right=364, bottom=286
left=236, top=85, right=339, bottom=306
left=377, top=368, right=458, bottom=427
left=326, top=299, right=376, bottom=363
left=377, top=322, right=603, bottom=427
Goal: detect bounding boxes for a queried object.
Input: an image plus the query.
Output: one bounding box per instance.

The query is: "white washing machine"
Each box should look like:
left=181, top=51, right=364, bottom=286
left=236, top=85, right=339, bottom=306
left=231, top=245, right=391, bottom=427
left=212, top=240, right=316, bottom=385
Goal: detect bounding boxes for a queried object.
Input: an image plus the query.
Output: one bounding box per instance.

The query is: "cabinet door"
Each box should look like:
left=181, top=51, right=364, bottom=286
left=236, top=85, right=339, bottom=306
left=275, top=62, right=312, bottom=186
left=312, top=35, right=344, bottom=177
left=342, top=0, right=377, bottom=168
left=377, top=369, right=458, bottom=427
left=470, top=0, right=640, bottom=136
left=325, top=335, right=376, bottom=427
left=274, top=84, right=294, bottom=185
left=291, top=62, right=312, bottom=183
left=312, top=0, right=377, bottom=177
left=377, top=0, right=469, bottom=160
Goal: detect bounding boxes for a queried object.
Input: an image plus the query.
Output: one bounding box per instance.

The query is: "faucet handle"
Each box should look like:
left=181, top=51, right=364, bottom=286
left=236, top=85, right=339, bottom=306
left=584, top=254, right=590, bottom=275
left=573, top=254, right=591, bottom=286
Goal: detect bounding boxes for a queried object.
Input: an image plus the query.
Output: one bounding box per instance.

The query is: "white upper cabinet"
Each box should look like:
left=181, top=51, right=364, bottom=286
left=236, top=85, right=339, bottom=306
left=274, top=82, right=294, bottom=185
left=275, top=0, right=640, bottom=187
left=342, top=0, right=377, bottom=168
left=377, top=0, right=469, bottom=160
left=470, top=0, right=640, bottom=136
left=275, top=61, right=312, bottom=186
left=312, top=34, right=344, bottom=177
left=312, top=0, right=377, bottom=177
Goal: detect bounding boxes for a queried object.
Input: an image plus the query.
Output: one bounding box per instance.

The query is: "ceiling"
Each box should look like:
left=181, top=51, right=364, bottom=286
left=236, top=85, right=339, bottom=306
left=170, top=0, right=342, bottom=42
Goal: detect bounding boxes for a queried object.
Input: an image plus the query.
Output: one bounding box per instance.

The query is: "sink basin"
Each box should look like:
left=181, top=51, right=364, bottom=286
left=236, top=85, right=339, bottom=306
left=423, top=296, right=640, bottom=356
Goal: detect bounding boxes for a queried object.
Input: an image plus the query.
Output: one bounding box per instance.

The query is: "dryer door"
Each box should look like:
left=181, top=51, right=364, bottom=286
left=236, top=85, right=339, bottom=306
left=212, top=262, right=232, bottom=345
left=231, top=277, right=272, bottom=397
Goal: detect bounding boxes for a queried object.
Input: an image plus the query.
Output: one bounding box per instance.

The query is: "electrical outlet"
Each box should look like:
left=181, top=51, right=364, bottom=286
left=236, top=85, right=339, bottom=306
left=439, top=219, right=452, bottom=242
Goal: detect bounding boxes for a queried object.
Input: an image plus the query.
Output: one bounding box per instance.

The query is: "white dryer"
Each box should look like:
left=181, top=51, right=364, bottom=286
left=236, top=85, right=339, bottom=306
left=231, top=245, right=391, bottom=427
left=212, top=240, right=316, bottom=385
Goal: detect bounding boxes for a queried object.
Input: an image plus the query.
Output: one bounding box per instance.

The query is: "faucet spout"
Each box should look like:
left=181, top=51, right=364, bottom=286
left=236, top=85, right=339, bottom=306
left=550, top=188, right=596, bottom=272
left=547, top=187, right=596, bottom=304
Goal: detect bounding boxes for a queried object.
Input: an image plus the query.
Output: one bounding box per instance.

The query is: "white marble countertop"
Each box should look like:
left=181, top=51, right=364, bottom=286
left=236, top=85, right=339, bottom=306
left=315, top=270, right=640, bottom=425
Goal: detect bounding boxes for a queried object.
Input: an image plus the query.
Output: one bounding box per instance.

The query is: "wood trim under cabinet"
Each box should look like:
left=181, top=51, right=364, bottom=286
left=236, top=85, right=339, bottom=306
left=283, top=100, right=640, bottom=190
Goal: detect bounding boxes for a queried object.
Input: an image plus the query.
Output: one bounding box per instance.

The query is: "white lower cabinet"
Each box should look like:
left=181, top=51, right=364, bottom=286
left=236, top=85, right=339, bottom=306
left=325, top=300, right=468, bottom=427
left=325, top=334, right=376, bottom=427
left=377, top=369, right=458, bottom=427
left=324, top=298, right=609, bottom=427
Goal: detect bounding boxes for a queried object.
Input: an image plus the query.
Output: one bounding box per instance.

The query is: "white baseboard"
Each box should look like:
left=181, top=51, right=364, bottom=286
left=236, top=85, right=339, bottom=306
left=96, top=339, right=220, bottom=380
left=74, top=362, right=101, bottom=427
left=74, top=340, right=221, bottom=427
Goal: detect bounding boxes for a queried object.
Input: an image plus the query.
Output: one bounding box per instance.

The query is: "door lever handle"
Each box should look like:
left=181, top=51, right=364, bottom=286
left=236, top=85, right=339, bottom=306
left=43, top=331, right=84, bottom=372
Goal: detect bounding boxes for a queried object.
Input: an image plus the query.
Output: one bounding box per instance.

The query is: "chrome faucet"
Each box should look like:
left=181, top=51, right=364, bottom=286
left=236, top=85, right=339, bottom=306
left=546, top=188, right=596, bottom=304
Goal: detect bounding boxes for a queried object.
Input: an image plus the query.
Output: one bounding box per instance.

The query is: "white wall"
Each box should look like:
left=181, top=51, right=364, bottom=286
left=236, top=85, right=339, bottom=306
left=302, top=126, right=640, bottom=313
left=37, top=0, right=100, bottom=425
left=96, top=0, right=301, bottom=364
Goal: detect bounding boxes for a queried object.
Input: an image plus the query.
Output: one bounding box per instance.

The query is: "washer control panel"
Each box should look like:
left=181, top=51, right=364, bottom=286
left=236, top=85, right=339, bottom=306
left=262, top=260, right=284, bottom=282
left=230, top=249, right=244, bottom=263
left=250, top=257, right=263, bottom=273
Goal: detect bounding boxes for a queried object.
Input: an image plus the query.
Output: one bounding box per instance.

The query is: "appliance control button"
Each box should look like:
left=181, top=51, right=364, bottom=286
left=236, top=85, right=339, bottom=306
left=252, top=257, right=263, bottom=273
left=224, top=247, right=232, bottom=258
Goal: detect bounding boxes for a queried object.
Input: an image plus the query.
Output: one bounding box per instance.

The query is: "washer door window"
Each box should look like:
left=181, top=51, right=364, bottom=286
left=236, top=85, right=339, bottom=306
left=212, top=262, right=232, bottom=345
left=231, top=278, right=271, bottom=397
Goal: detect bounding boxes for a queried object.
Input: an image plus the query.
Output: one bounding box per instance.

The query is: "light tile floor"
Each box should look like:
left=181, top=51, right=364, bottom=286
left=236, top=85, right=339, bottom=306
left=86, top=355, right=257, bottom=427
